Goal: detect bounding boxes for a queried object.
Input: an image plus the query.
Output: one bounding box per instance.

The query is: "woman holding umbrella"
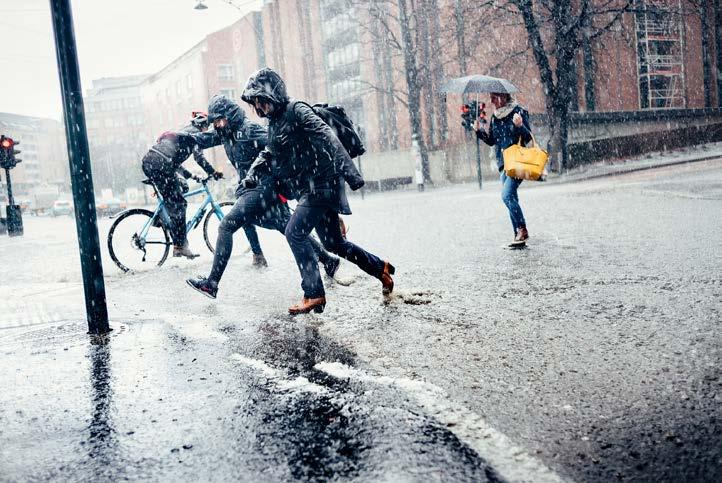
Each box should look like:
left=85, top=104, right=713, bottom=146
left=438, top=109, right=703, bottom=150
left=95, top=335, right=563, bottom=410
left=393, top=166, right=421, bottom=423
left=440, top=75, right=534, bottom=247
left=473, top=91, right=532, bottom=246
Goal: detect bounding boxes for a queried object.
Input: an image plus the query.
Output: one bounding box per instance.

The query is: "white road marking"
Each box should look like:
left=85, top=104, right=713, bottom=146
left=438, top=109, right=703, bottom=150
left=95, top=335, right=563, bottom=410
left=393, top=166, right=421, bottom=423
left=315, top=361, right=568, bottom=483
left=230, top=353, right=328, bottom=395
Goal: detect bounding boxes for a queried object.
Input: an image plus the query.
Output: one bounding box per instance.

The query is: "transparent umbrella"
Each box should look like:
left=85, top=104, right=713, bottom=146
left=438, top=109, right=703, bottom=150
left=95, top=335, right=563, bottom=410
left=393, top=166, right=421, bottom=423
left=440, top=75, right=520, bottom=191
left=440, top=75, right=519, bottom=95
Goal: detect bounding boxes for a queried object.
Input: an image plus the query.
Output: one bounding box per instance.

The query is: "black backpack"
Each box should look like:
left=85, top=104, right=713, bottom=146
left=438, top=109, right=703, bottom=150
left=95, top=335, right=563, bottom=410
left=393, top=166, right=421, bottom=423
left=294, top=101, right=366, bottom=159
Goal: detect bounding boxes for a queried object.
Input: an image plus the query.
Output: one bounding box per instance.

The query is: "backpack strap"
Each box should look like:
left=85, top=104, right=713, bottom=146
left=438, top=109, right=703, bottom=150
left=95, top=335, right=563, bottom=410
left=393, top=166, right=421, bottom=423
left=287, top=100, right=313, bottom=129
left=149, top=147, right=172, bottom=162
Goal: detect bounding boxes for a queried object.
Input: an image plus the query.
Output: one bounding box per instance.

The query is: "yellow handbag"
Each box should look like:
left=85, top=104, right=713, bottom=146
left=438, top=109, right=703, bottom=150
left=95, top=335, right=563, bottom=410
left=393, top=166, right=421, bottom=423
left=502, top=134, right=548, bottom=181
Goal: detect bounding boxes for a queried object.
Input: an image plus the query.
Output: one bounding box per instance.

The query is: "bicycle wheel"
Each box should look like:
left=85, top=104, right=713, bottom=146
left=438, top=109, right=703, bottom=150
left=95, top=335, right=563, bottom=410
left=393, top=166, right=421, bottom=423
left=203, top=201, right=250, bottom=254
left=108, top=208, right=171, bottom=272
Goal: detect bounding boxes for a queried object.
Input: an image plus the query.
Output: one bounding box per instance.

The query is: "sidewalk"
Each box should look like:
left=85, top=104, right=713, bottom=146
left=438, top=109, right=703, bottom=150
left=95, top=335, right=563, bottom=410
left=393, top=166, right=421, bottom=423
left=545, top=141, right=722, bottom=184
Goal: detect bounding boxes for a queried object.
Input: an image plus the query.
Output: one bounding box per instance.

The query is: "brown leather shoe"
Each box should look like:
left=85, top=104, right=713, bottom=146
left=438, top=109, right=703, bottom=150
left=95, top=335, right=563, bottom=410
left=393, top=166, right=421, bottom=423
left=380, top=262, right=395, bottom=295
left=516, top=227, right=529, bottom=242
left=288, top=297, right=326, bottom=315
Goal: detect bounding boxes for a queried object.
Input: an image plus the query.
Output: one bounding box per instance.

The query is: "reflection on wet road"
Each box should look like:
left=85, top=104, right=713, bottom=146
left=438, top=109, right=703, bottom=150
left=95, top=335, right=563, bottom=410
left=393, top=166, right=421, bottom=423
left=2, top=160, right=721, bottom=481
left=1, top=316, right=519, bottom=482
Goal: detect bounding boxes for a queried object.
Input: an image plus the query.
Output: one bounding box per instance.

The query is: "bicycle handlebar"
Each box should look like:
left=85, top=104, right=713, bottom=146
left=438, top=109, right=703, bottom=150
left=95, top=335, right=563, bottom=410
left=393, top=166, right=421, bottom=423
left=193, top=174, right=215, bottom=184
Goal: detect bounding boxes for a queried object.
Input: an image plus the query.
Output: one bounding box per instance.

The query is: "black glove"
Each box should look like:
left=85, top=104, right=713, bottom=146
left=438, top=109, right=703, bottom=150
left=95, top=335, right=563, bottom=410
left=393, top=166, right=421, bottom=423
left=240, top=175, right=258, bottom=189
left=191, top=175, right=203, bottom=183
left=211, top=171, right=224, bottom=180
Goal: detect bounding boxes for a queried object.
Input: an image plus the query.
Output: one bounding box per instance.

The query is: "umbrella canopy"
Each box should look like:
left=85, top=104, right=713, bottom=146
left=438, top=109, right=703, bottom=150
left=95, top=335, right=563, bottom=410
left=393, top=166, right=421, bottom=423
left=440, top=75, right=519, bottom=95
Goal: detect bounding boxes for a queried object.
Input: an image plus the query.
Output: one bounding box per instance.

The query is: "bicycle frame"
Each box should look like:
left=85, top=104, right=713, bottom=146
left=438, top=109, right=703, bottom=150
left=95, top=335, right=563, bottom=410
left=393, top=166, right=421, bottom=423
left=137, top=180, right=226, bottom=244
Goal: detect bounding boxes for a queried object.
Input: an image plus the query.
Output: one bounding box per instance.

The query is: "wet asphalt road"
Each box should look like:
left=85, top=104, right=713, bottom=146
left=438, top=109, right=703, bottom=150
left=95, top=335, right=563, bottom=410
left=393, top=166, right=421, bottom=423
left=1, top=159, right=721, bottom=482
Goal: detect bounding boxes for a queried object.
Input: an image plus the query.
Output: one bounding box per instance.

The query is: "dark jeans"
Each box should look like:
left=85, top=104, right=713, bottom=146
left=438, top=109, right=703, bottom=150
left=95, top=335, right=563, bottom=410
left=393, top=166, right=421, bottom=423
left=208, top=190, right=334, bottom=285
left=142, top=159, right=187, bottom=247
left=243, top=224, right=262, bottom=255
left=285, top=204, right=385, bottom=298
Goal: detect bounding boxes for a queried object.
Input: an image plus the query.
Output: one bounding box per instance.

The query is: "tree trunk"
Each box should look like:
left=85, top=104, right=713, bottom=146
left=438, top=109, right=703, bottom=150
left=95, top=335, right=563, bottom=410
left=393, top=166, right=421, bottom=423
left=583, top=18, right=596, bottom=111
left=554, top=48, right=578, bottom=170
left=551, top=0, right=578, bottom=169
left=369, top=10, right=389, bottom=150
left=397, top=0, right=431, bottom=183
left=454, top=0, right=467, bottom=75
left=716, top=0, right=722, bottom=107
left=700, top=4, right=713, bottom=108
left=430, top=0, right=448, bottom=145
left=383, top=48, right=398, bottom=149
left=514, top=1, right=561, bottom=167
left=417, top=0, right=437, bottom=148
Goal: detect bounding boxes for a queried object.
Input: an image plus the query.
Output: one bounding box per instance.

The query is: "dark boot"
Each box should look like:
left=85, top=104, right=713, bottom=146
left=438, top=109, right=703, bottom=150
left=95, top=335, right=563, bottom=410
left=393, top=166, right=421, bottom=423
left=173, top=243, right=199, bottom=259
left=380, top=262, right=395, bottom=295
left=252, top=253, right=268, bottom=268
left=186, top=276, right=218, bottom=299
left=323, top=256, right=340, bottom=279
left=288, top=297, right=326, bottom=315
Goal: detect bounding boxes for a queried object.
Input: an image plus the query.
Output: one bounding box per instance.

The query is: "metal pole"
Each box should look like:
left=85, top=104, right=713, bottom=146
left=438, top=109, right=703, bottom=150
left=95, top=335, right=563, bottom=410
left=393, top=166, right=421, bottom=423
left=49, top=0, right=110, bottom=334
left=475, top=137, right=482, bottom=190
left=475, top=92, right=482, bottom=190
left=4, top=168, right=14, bottom=205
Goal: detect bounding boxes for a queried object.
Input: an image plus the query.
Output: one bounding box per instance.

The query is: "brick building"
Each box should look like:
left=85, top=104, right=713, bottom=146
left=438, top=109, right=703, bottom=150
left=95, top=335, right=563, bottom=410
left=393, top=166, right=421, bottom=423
left=88, top=0, right=720, bottom=190
left=210, top=0, right=720, bottom=181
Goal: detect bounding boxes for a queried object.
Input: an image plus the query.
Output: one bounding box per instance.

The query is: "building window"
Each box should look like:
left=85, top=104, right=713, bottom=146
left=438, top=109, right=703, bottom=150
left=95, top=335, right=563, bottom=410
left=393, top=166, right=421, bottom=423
left=219, top=89, right=236, bottom=100
left=186, top=74, right=193, bottom=90
left=635, top=0, right=686, bottom=109
left=218, top=64, right=235, bottom=81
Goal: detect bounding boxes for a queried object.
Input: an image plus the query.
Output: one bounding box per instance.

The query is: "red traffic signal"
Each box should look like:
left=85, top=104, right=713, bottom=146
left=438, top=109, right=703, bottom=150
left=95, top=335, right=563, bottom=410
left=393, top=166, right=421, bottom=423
left=0, top=135, right=21, bottom=169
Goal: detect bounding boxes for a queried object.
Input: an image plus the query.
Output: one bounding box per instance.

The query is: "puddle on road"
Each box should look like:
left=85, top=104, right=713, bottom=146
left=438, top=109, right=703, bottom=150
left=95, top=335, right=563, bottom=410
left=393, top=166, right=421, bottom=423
left=0, top=322, right=127, bottom=350
left=384, top=289, right=438, bottom=306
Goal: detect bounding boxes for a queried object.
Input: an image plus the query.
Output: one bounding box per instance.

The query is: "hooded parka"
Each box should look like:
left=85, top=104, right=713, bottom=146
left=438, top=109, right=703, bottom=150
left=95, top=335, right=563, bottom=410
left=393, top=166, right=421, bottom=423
left=241, top=68, right=352, bottom=215
left=193, top=95, right=274, bottom=200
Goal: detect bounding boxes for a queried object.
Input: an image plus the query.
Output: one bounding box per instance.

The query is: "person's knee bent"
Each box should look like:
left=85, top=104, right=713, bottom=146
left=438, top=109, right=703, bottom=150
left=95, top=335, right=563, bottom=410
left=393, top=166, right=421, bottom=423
left=285, top=222, right=306, bottom=246
left=218, top=216, right=239, bottom=236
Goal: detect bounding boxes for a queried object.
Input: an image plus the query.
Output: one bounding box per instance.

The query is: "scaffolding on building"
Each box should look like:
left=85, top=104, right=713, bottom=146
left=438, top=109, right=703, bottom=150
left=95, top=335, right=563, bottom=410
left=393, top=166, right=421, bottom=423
left=635, top=0, right=686, bottom=109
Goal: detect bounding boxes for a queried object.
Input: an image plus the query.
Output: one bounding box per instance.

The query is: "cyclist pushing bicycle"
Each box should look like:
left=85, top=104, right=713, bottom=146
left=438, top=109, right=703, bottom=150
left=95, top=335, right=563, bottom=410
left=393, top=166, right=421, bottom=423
left=141, top=113, right=223, bottom=259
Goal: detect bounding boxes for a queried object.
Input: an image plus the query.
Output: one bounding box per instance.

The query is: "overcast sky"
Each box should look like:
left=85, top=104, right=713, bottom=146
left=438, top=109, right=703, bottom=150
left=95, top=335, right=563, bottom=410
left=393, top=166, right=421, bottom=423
left=0, top=0, right=260, bottom=120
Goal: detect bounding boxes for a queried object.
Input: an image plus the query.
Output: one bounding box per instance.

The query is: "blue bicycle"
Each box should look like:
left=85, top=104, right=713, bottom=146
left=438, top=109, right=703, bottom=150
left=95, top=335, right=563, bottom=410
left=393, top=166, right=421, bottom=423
left=107, top=175, right=241, bottom=272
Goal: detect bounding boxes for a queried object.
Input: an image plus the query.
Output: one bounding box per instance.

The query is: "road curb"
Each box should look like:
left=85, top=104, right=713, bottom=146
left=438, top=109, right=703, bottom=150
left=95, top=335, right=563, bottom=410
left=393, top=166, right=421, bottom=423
left=548, top=153, right=722, bottom=185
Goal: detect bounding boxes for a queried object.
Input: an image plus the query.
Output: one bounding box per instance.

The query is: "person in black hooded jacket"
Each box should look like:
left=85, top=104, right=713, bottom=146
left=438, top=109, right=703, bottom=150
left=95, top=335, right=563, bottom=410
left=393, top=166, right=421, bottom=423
left=185, top=95, right=340, bottom=299
left=188, top=95, right=270, bottom=267
left=240, top=68, right=395, bottom=315
left=141, top=130, right=222, bottom=259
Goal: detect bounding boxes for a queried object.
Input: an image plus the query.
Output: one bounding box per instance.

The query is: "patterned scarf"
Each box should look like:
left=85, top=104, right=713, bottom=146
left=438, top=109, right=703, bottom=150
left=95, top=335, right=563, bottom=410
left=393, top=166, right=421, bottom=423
left=492, top=97, right=518, bottom=120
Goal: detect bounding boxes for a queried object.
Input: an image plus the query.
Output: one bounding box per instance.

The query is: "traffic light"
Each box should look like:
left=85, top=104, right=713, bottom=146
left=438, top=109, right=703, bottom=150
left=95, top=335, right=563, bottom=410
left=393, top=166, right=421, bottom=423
left=0, top=136, right=21, bottom=169
left=460, top=101, right=487, bottom=132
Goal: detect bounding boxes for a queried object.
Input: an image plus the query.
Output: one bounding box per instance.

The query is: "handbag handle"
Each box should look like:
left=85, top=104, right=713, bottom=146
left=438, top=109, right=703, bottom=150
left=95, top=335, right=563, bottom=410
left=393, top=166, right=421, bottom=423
left=517, top=132, right=539, bottom=149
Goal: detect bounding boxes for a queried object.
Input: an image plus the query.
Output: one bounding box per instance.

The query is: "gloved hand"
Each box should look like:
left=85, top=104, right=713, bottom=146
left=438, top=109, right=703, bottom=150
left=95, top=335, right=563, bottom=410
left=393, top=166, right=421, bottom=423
left=240, top=175, right=258, bottom=189
left=191, top=174, right=203, bottom=183
left=179, top=177, right=190, bottom=193
left=211, top=171, right=224, bottom=180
